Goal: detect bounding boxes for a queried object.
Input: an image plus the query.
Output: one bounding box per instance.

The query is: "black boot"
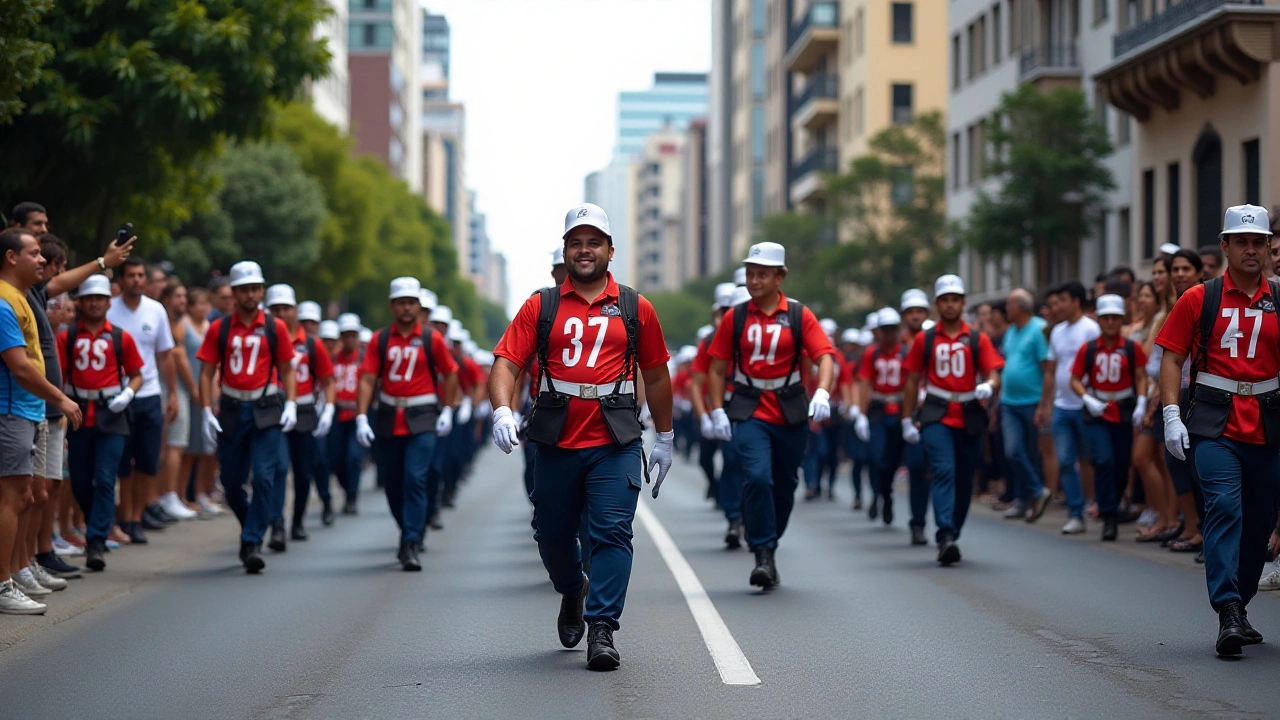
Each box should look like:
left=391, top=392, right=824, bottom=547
left=125, top=521, right=148, bottom=545
left=1101, top=516, right=1119, bottom=542
left=1241, top=607, right=1264, bottom=645
left=586, top=621, right=620, bottom=671
left=321, top=500, right=335, bottom=526
left=398, top=541, right=422, bottom=571
left=342, top=497, right=358, bottom=515
left=241, top=541, right=265, bottom=574
left=937, top=535, right=962, bottom=566
left=85, top=541, right=106, bottom=572
left=882, top=496, right=894, bottom=525
left=268, top=520, right=287, bottom=552
left=749, top=548, right=778, bottom=589
left=557, top=575, right=589, bottom=648
left=291, top=522, right=309, bottom=541
left=868, top=494, right=879, bottom=520
left=910, top=525, right=928, bottom=546
left=724, top=519, right=742, bottom=550
left=1217, top=601, right=1248, bottom=656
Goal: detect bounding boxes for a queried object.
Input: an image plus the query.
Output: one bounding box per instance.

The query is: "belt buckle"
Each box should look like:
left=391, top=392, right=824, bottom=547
left=949, top=392, right=961, bottom=402
left=580, top=385, right=598, bottom=399
left=1238, top=382, right=1254, bottom=396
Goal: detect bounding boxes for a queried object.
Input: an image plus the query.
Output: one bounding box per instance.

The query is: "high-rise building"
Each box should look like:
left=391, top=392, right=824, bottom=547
left=683, top=120, right=712, bottom=280
left=348, top=0, right=422, bottom=192
left=584, top=158, right=637, bottom=285
left=707, top=0, right=735, bottom=276
left=617, top=73, right=709, bottom=159
left=634, top=129, right=690, bottom=292
left=311, top=1, right=350, bottom=131
left=485, top=252, right=509, bottom=312
left=421, top=12, right=450, bottom=102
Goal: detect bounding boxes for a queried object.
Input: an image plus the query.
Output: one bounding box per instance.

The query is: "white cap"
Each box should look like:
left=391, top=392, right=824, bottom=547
left=1095, top=294, right=1126, bottom=317
left=819, top=318, right=838, bottom=336
left=866, top=312, right=881, bottom=331
left=934, top=274, right=966, bottom=298
left=744, top=241, right=785, bottom=268
left=474, top=350, right=494, bottom=366
left=840, top=328, right=860, bottom=344
left=462, top=339, right=478, bottom=354
left=900, top=288, right=929, bottom=311
left=430, top=305, right=453, bottom=324
left=358, top=328, right=373, bottom=344
left=729, top=286, right=751, bottom=307
left=733, top=267, right=746, bottom=286
left=265, top=284, right=296, bottom=308
left=858, top=330, right=875, bottom=346
left=418, top=288, right=438, bottom=311
left=677, top=345, right=698, bottom=364
left=1159, top=242, right=1181, bottom=255
left=297, top=301, right=322, bottom=323
left=713, top=282, right=737, bottom=310
left=1222, top=204, right=1273, bottom=236
left=697, top=324, right=714, bottom=341
left=78, top=274, right=112, bottom=298
left=551, top=247, right=565, bottom=267
left=389, top=276, right=421, bottom=301
left=563, top=203, right=611, bottom=238
left=318, top=320, right=339, bottom=340
left=922, top=319, right=936, bottom=331
left=337, top=313, right=361, bottom=334
left=877, top=307, right=902, bottom=327
left=228, top=261, right=265, bottom=288
left=448, top=320, right=467, bottom=342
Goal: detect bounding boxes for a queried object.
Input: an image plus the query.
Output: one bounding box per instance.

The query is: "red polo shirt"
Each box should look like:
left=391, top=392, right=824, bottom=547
left=360, top=323, right=457, bottom=436
left=857, top=343, right=907, bottom=416
left=58, top=321, right=145, bottom=428
left=1071, top=336, right=1147, bottom=423
left=903, top=323, right=1004, bottom=429
left=196, top=311, right=294, bottom=392
left=290, top=326, right=334, bottom=399
left=332, top=348, right=361, bottom=422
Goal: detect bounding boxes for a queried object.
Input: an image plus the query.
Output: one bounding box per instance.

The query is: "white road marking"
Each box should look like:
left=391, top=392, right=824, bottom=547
left=635, top=500, right=761, bottom=686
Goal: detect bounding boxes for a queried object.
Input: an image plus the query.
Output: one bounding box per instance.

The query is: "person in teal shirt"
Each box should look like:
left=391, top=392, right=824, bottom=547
left=999, top=289, right=1053, bottom=521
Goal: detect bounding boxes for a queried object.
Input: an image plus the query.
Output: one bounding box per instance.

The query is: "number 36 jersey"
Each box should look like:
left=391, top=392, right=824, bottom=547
left=196, top=310, right=295, bottom=392
left=493, top=274, right=669, bottom=449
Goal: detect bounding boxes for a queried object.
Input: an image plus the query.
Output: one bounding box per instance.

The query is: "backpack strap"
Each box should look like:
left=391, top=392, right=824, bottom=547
left=535, top=287, right=560, bottom=394
left=65, top=324, right=78, bottom=397
left=305, top=335, right=316, bottom=381
left=1124, top=337, right=1136, bottom=387
left=786, top=301, right=805, bottom=378
left=263, top=311, right=279, bottom=386
left=1193, top=276, right=1224, bottom=387
left=112, top=326, right=125, bottom=388
left=423, top=327, right=438, bottom=391
left=731, top=301, right=750, bottom=387
left=613, top=285, right=641, bottom=394
left=217, top=315, right=231, bottom=384
left=1084, top=339, right=1097, bottom=387
left=969, top=328, right=981, bottom=375
left=921, top=328, right=936, bottom=383
left=377, top=327, right=391, bottom=376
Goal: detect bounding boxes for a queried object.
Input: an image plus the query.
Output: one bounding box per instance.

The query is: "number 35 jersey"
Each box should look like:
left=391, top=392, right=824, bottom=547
left=493, top=274, right=670, bottom=449
left=196, top=310, right=295, bottom=392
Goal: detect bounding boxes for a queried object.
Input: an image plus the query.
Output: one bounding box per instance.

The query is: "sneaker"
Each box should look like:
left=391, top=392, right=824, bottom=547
left=1025, top=487, right=1053, bottom=523
left=12, top=569, right=52, bottom=597
left=1062, top=517, right=1086, bottom=535
left=1136, top=508, right=1159, bottom=527
left=36, top=551, right=81, bottom=579
left=0, top=580, right=46, bottom=615
left=28, top=561, right=67, bottom=591
left=197, top=494, right=225, bottom=517
left=52, top=537, right=85, bottom=556
left=1259, top=569, right=1280, bottom=591
left=161, top=492, right=198, bottom=520
left=1002, top=503, right=1026, bottom=519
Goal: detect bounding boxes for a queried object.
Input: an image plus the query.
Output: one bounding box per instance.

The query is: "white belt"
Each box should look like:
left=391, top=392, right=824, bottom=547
left=925, top=385, right=976, bottom=403
left=336, top=400, right=358, bottom=409
left=65, top=385, right=122, bottom=400
left=871, top=391, right=904, bottom=403
left=540, top=378, right=635, bottom=399
left=1196, top=372, right=1280, bottom=397
left=222, top=384, right=280, bottom=401
left=378, top=391, right=438, bottom=408
left=295, top=393, right=316, bottom=405
left=1091, top=388, right=1135, bottom=402
left=733, top=371, right=802, bottom=391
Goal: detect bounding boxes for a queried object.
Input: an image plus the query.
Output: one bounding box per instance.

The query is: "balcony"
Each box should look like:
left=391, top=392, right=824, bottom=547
left=1095, top=0, right=1280, bottom=121
left=790, top=74, right=839, bottom=134
left=1018, top=43, right=1081, bottom=91
left=789, top=146, right=838, bottom=206
left=785, top=1, right=840, bottom=74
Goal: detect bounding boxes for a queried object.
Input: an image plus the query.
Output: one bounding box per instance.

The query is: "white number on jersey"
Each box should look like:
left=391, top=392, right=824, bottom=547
left=337, top=365, right=359, bottom=393
left=874, top=357, right=901, bottom=387
left=746, top=323, right=782, bottom=364
left=74, top=338, right=109, bottom=372
left=561, top=316, right=610, bottom=368
left=227, top=335, right=262, bottom=376
left=1220, top=307, right=1263, bottom=359
left=1094, top=352, right=1123, bottom=384
left=387, top=345, right=418, bottom=382
left=934, top=344, right=966, bottom=379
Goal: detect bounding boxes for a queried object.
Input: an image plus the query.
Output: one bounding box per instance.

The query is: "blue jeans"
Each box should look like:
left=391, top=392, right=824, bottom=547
left=218, top=401, right=284, bottom=544
left=373, top=431, right=437, bottom=544
left=904, top=437, right=929, bottom=529
left=1001, top=403, right=1044, bottom=506
left=1082, top=419, right=1132, bottom=517
left=67, top=426, right=126, bottom=544
left=532, top=440, right=642, bottom=630
left=845, top=425, right=869, bottom=500
left=802, top=426, right=828, bottom=493
left=522, top=439, right=538, bottom=500
left=921, top=423, right=980, bottom=543
left=732, top=419, right=806, bottom=550
left=1052, top=407, right=1091, bottom=518
left=868, top=413, right=905, bottom=504
left=285, top=429, right=328, bottom=524
left=328, top=419, right=366, bottom=501
left=719, top=439, right=742, bottom=522
left=1192, top=437, right=1280, bottom=611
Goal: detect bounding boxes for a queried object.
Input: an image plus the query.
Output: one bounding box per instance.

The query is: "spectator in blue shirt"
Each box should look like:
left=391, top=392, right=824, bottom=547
left=999, top=289, right=1054, bottom=523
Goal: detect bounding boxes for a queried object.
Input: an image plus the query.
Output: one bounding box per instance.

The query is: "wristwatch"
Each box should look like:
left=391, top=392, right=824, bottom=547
left=96, top=256, right=106, bottom=271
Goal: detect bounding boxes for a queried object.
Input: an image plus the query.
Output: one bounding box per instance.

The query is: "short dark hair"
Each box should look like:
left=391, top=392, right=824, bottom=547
left=1052, top=281, right=1088, bottom=306
left=989, top=299, right=1008, bottom=319
left=1198, top=245, right=1224, bottom=263
left=0, top=227, right=35, bottom=261
left=1171, top=248, right=1204, bottom=273
left=37, top=233, right=67, bottom=266
left=11, top=202, right=46, bottom=227
left=208, top=276, right=229, bottom=291
left=1107, top=266, right=1136, bottom=284
left=1103, top=278, right=1132, bottom=299
left=121, top=255, right=147, bottom=271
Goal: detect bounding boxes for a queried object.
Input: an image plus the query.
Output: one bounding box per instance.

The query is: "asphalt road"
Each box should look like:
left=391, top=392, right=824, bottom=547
left=2, top=442, right=1279, bottom=720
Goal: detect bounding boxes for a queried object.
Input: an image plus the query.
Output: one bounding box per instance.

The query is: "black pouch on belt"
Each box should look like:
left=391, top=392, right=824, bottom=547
left=253, top=392, right=284, bottom=430
left=867, top=401, right=887, bottom=425
left=219, top=395, right=241, bottom=438
left=916, top=393, right=948, bottom=426
left=1184, top=384, right=1231, bottom=440
left=600, top=393, right=644, bottom=445
left=775, top=382, right=811, bottom=426
left=1258, top=390, right=1280, bottom=445
left=725, top=382, right=763, bottom=423
left=961, top=399, right=987, bottom=437
left=526, top=391, right=570, bottom=446
left=293, top=403, right=319, bottom=434
left=374, top=404, right=397, bottom=438
left=404, top=403, right=440, bottom=435
left=96, top=399, right=132, bottom=436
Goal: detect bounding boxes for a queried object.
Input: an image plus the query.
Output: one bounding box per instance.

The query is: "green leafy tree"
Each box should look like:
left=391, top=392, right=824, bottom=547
left=477, top=298, right=510, bottom=349
left=0, top=0, right=55, bottom=124
left=646, top=291, right=719, bottom=349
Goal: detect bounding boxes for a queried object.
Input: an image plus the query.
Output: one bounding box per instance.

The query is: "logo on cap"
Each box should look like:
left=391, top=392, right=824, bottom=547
left=1243, top=214, right=1255, bottom=224
left=749, top=247, right=761, bottom=257
left=577, top=209, right=589, bottom=218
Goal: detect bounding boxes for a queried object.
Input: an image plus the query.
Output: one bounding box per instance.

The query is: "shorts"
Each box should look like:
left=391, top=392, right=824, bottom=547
left=186, top=394, right=216, bottom=456
left=119, top=394, right=164, bottom=478
left=31, top=421, right=49, bottom=478
left=39, top=420, right=65, bottom=480
left=0, top=415, right=38, bottom=477
left=168, top=386, right=191, bottom=449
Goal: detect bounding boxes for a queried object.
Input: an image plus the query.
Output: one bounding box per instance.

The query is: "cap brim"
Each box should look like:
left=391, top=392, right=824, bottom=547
left=229, top=278, right=265, bottom=288
left=389, top=293, right=421, bottom=301
left=1221, top=228, right=1274, bottom=236
left=743, top=260, right=785, bottom=268
left=562, top=219, right=610, bottom=239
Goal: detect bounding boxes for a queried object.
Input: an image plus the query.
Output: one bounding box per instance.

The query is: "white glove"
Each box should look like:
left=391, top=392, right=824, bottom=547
left=280, top=400, right=298, bottom=433
left=478, top=399, right=493, bottom=418
left=711, top=408, right=733, bottom=442
left=647, top=430, right=675, bottom=498
left=355, top=414, right=375, bottom=448
left=458, top=396, right=473, bottom=424
left=639, top=403, right=652, bottom=427
left=699, top=413, right=715, bottom=440
left=809, top=388, right=831, bottom=423
left=107, top=387, right=135, bottom=414
left=1081, top=394, right=1108, bottom=418
left=202, top=406, right=222, bottom=446
left=844, top=403, right=860, bottom=421
left=854, top=413, right=870, bottom=443
left=975, top=382, right=994, bottom=402
left=492, top=406, right=519, bottom=454
left=313, top=404, right=334, bottom=437
left=901, top=417, right=921, bottom=445
left=1163, top=405, right=1189, bottom=461
left=436, top=405, right=454, bottom=436
left=1132, top=396, right=1148, bottom=429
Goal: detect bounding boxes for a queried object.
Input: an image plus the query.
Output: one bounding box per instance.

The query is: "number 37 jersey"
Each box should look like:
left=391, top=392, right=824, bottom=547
left=196, top=311, right=295, bottom=392
left=493, top=275, right=670, bottom=449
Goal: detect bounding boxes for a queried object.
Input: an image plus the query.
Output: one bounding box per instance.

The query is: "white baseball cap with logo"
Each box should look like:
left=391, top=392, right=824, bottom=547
left=297, top=301, right=322, bottom=323
left=866, top=312, right=881, bottom=331
left=430, top=305, right=453, bottom=324
left=744, top=242, right=786, bottom=268
left=934, top=274, right=966, bottom=298
left=697, top=324, right=714, bottom=341
left=229, top=261, right=266, bottom=288
left=563, top=203, right=611, bottom=238
left=448, top=320, right=467, bottom=343
left=419, top=288, right=438, bottom=311
left=1095, top=294, right=1126, bottom=317
left=900, top=288, right=929, bottom=311
left=713, top=282, right=737, bottom=310
left=733, top=267, right=746, bottom=286
left=840, top=328, right=860, bottom=344
left=729, top=286, right=751, bottom=307
left=1222, top=204, right=1273, bottom=236
left=265, top=284, right=296, bottom=308
left=551, top=247, right=566, bottom=268
left=858, top=329, right=875, bottom=346
left=78, top=274, right=112, bottom=298
left=337, top=313, right=361, bottom=334
left=819, top=318, right=838, bottom=336
left=389, top=276, right=421, bottom=301
left=877, top=307, right=903, bottom=327
left=1159, top=242, right=1181, bottom=255
left=318, top=320, right=339, bottom=340
left=358, top=327, right=373, bottom=344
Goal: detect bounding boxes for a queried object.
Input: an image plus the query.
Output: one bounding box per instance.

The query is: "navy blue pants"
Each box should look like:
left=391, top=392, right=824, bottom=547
left=68, top=426, right=126, bottom=544
left=869, top=413, right=905, bottom=506
left=282, top=429, right=329, bottom=525
left=374, top=432, right=437, bottom=545
left=328, top=419, right=366, bottom=501
left=532, top=440, right=641, bottom=630
left=218, top=401, right=283, bottom=544
left=904, top=438, right=930, bottom=529
left=733, top=419, right=806, bottom=550
left=1082, top=418, right=1132, bottom=518
left=719, top=438, right=742, bottom=522
left=921, top=423, right=980, bottom=543
left=844, top=424, right=870, bottom=500
left=802, top=426, right=828, bottom=493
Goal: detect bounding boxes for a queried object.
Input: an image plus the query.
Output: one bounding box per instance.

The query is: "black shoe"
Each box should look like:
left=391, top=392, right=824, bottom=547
left=84, top=542, right=106, bottom=572
left=1101, top=517, right=1119, bottom=542
left=749, top=548, right=779, bottom=589
left=398, top=541, right=422, bottom=571
left=586, top=622, right=620, bottom=671
left=1241, top=608, right=1264, bottom=645
left=139, top=511, right=166, bottom=531
left=937, top=536, right=961, bottom=566
left=147, top=503, right=178, bottom=525
left=429, top=513, right=444, bottom=531
left=321, top=502, right=335, bottom=527
left=852, top=497, right=863, bottom=511
left=241, top=541, right=265, bottom=574
left=1194, top=551, right=1205, bottom=564
left=442, top=493, right=456, bottom=509
left=724, top=520, right=742, bottom=550
left=1217, top=602, right=1248, bottom=656
left=868, top=495, right=879, bottom=520
left=558, top=575, right=589, bottom=648
left=36, top=551, right=81, bottom=578
left=804, top=488, right=819, bottom=502
left=882, top=497, right=894, bottom=525
left=910, top=526, right=927, bottom=546
left=291, top=523, right=308, bottom=541
left=342, top=499, right=358, bottom=515
left=125, top=521, right=148, bottom=545
left=268, top=521, right=287, bottom=552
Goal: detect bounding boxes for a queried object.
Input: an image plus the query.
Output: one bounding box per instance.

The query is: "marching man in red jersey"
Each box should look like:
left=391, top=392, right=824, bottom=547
left=851, top=307, right=911, bottom=533
left=900, top=274, right=1003, bottom=566
left=330, top=313, right=365, bottom=515
left=691, top=282, right=740, bottom=547
left=488, top=203, right=674, bottom=672
left=61, top=275, right=145, bottom=571
left=706, top=242, right=837, bottom=590
left=196, top=261, right=298, bottom=574
left=1157, top=204, right=1279, bottom=656
left=354, top=277, right=459, bottom=572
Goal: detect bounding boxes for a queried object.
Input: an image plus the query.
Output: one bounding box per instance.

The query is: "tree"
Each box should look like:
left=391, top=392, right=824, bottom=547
left=0, top=0, right=54, bottom=124
left=646, top=291, right=718, bottom=349
left=958, top=85, right=1115, bottom=278
left=477, top=298, right=510, bottom=349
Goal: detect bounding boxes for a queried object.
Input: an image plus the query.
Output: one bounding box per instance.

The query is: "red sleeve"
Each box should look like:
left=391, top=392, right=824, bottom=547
left=56, top=329, right=68, bottom=377
left=358, top=331, right=382, bottom=376
left=799, top=308, right=836, bottom=359
left=1134, top=341, right=1148, bottom=369
left=272, top=319, right=293, bottom=364
left=432, top=331, right=459, bottom=375
left=121, top=332, right=146, bottom=375
left=692, top=342, right=711, bottom=375
left=856, top=350, right=875, bottom=380
left=840, top=358, right=857, bottom=386
left=635, top=296, right=670, bottom=371
left=493, top=293, right=540, bottom=368
left=313, top=341, right=334, bottom=380
left=977, top=332, right=1004, bottom=373
left=903, top=332, right=925, bottom=373
left=1070, top=343, right=1090, bottom=380
left=707, top=310, right=735, bottom=361
left=195, top=318, right=223, bottom=365
left=1155, top=285, right=1202, bottom=357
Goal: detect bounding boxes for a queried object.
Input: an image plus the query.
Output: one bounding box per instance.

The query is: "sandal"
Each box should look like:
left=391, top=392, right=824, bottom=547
left=1136, top=526, right=1169, bottom=543
left=1169, top=537, right=1203, bottom=553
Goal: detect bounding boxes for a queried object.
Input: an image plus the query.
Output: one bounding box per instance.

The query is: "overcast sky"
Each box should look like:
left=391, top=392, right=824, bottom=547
left=421, top=0, right=712, bottom=318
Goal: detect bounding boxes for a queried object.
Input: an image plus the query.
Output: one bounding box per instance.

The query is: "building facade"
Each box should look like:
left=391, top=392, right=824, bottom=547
left=311, top=0, right=350, bottom=131
left=348, top=0, right=422, bottom=192
left=617, top=73, right=710, bottom=159
left=634, top=130, right=690, bottom=292
left=684, top=120, right=713, bottom=280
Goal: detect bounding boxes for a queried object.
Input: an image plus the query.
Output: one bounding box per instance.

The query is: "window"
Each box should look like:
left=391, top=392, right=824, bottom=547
left=1116, top=111, right=1131, bottom=145
left=1118, top=208, right=1132, bottom=262
left=1094, top=0, right=1109, bottom=25
left=751, top=43, right=765, bottom=98
left=992, top=4, right=1003, bottom=63
left=751, top=105, right=765, bottom=162
left=1094, top=86, right=1109, bottom=137
left=855, top=86, right=865, bottom=135
left=843, top=96, right=852, bottom=141
left=751, top=168, right=764, bottom=220
left=952, top=132, right=962, bottom=189
left=892, top=3, right=914, bottom=43
left=892, top=84, right=913, bottom=124
left=1168, top=162, right=1181, bottom=247
left=855, top=8, right=865, bottom=57
left=752, top=0, right=765, bottom=35
left=966, top=24, right=977, bottom=80
left=1098, top=210, right=1110, bottom=264
left=975, top=17, right=987, bottom=75
left=1244, top=139, right=1261, bottom=205
left=1142, top=169, right=1155, bottom=258
left=1009, top=0, right=1021, bottom=51
left=967, top=122, right=986, bottom=184
left=952, top=34, right=963, bottom=89
left=351, top=21, right=393, bottom=49
left=891, top=166, right=914, bottom=206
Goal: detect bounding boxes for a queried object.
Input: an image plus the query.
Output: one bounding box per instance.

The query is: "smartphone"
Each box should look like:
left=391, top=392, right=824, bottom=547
left=118, top=223, right=133, bottom=244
